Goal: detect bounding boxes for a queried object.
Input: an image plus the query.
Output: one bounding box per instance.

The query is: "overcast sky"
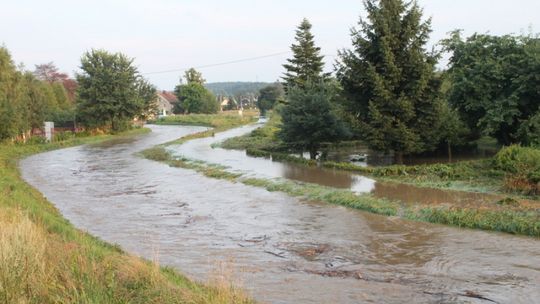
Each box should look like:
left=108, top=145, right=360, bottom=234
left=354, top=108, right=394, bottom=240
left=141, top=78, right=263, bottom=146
left=2, top=0, right=539, bottom=90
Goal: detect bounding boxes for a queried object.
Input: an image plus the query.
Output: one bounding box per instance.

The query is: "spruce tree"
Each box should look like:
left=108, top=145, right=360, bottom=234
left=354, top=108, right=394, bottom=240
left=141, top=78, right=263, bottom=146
left=279, top=82, right=349, bottom=159
left=336, top=0, right=442, bottom=163
left=282, top=18, right=327, bottom=89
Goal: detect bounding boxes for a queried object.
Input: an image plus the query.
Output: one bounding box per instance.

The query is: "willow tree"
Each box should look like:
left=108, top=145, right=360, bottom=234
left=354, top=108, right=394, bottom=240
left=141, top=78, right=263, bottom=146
left=336, top=0, right=442, bottom=163
left=282, top=18, right=327, bottom=89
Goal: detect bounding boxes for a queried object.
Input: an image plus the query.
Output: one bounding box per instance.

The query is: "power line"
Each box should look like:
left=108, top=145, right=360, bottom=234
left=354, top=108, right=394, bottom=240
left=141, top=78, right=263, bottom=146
left=142, top=51, right=291, bottom=75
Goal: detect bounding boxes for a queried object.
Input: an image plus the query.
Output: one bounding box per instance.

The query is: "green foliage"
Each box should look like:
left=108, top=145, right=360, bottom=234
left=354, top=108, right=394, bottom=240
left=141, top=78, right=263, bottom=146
left=0, top=46, right=74, bottom=140
left=141, top=147, right=172, bottom=162
left=51, top=82, right=70, bottom=110
left=493, top=145, right=540, bottom=174
left=336, top=0, right=442, bottom=160
left=493, top=145, right=540, bottom=194
left=183, top=68, right=205, bottom=84
left=136, top=78, right=158, bottom=120
left=443, top=32, right=540, bottom=145
left=406, top=206, right=539, bottom=237
left=518, top=111, right=540, bottom=147
left=279, top=82, right=349, bottom=159
left=174, top=83, right=219, bottom=114
left=256, top=83, right=284, bottom=116
left=221, top=114, right=283, bottom=151
left=282, top=18, right=327, bottom=88
left=0, top=47, right=26, bottom=140
left=76, top=49, right=156, bottom=131
left=153, top=112, right=258, bottom=146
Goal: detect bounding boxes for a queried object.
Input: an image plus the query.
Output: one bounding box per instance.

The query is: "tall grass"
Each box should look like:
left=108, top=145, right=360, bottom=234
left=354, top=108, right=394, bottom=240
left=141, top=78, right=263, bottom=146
left=153, top=111, right=257, bottom=129
left=0, top=130, right=253, bottom=304
left=0, top=209, right=48, bottom=303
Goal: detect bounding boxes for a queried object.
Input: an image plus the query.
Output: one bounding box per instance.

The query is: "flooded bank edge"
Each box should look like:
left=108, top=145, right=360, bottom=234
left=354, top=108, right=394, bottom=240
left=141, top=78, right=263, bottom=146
left=140, top=125, right=540, bottom=238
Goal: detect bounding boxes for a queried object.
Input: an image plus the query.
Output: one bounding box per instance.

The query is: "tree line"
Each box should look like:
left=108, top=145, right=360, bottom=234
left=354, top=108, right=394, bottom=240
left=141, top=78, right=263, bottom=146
left=0, top=49, right=75, bottom=140
left=0, top=48, right=158, bottom=141
left=257, top=0, right=540, bottom=161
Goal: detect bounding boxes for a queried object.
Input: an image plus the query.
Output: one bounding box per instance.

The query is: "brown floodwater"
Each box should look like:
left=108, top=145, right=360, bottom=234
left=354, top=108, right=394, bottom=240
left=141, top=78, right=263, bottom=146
left=21, top=124, right=540, bottom=303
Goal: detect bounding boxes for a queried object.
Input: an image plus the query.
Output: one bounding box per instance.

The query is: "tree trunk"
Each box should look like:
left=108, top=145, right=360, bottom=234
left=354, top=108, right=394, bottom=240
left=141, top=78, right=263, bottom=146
left=309, top=149, right=317, bottom=160
left=447, top=141, right=453, bottom=163
left=395, top=151, right=404, bottom=165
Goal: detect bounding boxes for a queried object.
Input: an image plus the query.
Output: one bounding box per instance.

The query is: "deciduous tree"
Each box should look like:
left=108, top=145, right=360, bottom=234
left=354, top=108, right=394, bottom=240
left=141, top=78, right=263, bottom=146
left=256, top=83, right=284, bottom=116
left=76, top=49, right=155, bottom=131
left=443, top=32, right=540, bottom=145
left=183, top=68, right=205, bottom=85
left=174, top=69, right=218, bottom=114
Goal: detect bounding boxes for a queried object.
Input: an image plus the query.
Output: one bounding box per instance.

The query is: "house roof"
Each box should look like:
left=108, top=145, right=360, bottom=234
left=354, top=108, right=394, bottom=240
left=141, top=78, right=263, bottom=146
left=158, top=91, right=179, bottom=103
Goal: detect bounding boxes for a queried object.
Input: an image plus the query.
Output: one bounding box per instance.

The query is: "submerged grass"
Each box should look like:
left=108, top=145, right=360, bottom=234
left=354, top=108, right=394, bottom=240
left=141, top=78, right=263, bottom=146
left=0, top=129, right=252, bottom=304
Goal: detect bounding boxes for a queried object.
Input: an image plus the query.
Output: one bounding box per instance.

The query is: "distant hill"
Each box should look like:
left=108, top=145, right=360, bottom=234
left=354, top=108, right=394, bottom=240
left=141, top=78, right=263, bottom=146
left=205, top=82, right=270, bottom=96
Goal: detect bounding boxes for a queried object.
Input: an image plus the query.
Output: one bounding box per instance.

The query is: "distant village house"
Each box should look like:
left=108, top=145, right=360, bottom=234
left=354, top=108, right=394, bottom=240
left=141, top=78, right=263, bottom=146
left=156, top=91, right=178, bottom=117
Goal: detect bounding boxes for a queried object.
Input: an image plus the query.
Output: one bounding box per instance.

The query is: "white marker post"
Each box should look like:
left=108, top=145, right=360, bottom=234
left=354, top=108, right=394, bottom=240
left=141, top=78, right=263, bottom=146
left=44, top=121, right=54, bottom=142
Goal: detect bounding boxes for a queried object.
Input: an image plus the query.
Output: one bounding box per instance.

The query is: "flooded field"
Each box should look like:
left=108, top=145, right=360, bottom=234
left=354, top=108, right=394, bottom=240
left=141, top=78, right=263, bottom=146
left=21, top=124, right=540, bottom=303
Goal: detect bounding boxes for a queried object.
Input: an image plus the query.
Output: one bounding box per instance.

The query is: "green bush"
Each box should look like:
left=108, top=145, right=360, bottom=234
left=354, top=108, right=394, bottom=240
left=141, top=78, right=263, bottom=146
left=493, top=145, right=540, bottom=193
left=493, top=145, right=540, bottom=174
left=54, top=131, right=74, bottom=142
left=25, top=136, right=47, bottom=145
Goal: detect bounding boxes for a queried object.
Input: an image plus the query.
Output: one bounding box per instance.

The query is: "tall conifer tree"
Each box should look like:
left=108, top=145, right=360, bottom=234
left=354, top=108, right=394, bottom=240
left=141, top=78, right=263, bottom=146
left=282, top=18, right=327, bottom=89
left=336, top=0, right=441, bottom=163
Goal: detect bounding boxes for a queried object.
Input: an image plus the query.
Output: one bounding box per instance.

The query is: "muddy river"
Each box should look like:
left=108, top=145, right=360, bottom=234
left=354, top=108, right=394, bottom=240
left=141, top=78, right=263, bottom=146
left=21, top=124, right=540, bottom=303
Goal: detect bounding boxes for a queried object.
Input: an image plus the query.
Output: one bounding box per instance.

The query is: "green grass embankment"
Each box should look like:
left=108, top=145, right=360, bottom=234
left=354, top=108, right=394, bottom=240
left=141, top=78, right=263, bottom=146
left=0, top=128, right=252, bottom=304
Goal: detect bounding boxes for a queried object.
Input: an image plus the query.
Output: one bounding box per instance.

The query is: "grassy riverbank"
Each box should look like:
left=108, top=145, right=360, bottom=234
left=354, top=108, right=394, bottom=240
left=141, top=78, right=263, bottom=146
left=0, top=129, right=251, bottom=304
left=153, top=111, right=258, bottom=146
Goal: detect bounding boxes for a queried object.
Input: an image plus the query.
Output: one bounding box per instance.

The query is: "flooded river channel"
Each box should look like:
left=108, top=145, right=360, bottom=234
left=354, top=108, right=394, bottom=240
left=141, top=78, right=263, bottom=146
left=21, top=124, right=540, bottom=303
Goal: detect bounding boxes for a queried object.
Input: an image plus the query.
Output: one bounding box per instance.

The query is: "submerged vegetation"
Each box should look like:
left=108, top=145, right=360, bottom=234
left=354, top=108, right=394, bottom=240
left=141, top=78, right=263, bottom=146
left=0, top=131, right=252, bottom=304
left=142, top=141, right=540, bottom=237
